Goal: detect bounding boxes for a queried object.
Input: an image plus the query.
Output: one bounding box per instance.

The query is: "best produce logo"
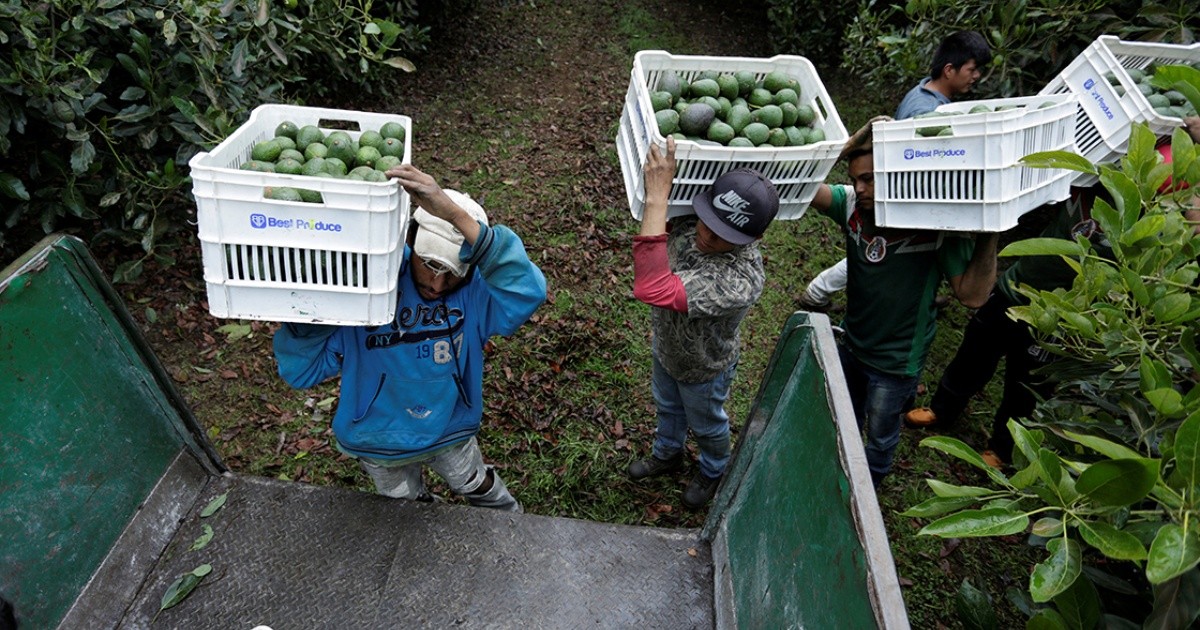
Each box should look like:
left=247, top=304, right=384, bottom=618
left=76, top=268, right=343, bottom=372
left=1082, top=78, right=1115, bottom=121
left=250, top=213, right=343, bottom=232
left=903, top=147, right=967, bottom=160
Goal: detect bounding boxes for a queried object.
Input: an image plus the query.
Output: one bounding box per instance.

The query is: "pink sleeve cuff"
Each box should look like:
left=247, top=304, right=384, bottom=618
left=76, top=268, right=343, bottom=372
left=633, top=235, right=688, bottom=312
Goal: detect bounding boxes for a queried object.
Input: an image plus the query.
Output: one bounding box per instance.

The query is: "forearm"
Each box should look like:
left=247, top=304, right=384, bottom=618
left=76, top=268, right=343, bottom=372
left=640, top=182, right=670, bottom=237
left=952, top=233, right=999, bottom=309
left=632, top=235, right=688, bottom=311
left=640, top=138, right=676, bottom=237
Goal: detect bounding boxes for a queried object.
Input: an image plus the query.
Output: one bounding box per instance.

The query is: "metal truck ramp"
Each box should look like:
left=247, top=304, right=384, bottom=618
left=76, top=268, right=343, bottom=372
left=99, top=459, right=713, bottom=629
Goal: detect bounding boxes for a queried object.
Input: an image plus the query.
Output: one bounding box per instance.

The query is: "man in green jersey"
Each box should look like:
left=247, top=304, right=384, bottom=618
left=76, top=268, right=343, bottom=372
left=809, top=117, right=1000, bottom=486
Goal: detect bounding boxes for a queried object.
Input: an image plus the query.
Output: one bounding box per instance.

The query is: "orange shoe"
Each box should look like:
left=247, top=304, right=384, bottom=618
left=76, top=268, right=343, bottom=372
left=903, top=407, right=938, bottom=428
left=980, top=450, right=1005, bottom=469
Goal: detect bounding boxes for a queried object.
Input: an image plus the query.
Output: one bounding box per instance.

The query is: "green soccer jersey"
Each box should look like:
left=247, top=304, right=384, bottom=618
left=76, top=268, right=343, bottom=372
left=821, top=185, right=974, bottom=376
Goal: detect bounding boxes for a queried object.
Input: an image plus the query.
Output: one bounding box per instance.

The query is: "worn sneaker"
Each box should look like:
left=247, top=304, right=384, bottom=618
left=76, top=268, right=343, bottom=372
left=903, top=407, right=938, bottom=428
left=682, top=472, right=722, bottom=509
left=628, top=454, right=684, bottom=480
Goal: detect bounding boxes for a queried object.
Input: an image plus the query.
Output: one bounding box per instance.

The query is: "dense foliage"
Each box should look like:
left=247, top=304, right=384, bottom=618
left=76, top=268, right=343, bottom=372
left=906, top=65, right=1200, bottom=626
left=0, top=0, right=430, bottom=277
left=763, top=0, right=860, bottom=69
left=832, top=0, right=1198, bottom=104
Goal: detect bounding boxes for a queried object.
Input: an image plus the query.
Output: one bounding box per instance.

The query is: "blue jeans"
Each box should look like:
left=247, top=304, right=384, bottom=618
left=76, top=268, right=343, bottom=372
left=838, top=345, right=918, bottom=483
left=651, top=356, right=735, bottom=479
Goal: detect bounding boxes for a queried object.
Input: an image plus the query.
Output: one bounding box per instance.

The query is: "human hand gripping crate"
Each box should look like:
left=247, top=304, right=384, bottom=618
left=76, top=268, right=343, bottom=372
left=1039, top=35, right=1200, bottom=185
left=189, top=104, right=413, bottom=326
left=872, top=93, right=1079, bottom=232
left=616, top=51, right=849, bottom=221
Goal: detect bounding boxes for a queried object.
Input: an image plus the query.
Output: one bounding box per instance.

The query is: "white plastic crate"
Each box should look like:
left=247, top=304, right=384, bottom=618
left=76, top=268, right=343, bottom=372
left=1039, top=35, right=1200, bottom=185
left=189, top=104, right=413, bottom=325
left=873, top=94, right=1078, bottom=232
left=619, top=51, right=849, bottom=221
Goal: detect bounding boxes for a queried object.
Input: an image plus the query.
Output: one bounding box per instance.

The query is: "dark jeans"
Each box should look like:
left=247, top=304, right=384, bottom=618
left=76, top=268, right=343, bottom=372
left=928, top=291, right=1054, bottom=461
left=838, top=344, right=919, bottom=484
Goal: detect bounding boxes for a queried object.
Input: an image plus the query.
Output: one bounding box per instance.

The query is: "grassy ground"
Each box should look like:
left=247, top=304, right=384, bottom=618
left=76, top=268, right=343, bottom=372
left=88, top=0, right=1047, bottom=625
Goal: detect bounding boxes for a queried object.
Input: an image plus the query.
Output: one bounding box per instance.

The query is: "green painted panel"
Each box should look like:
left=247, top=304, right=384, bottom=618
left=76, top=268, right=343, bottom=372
left=724, top=318, right=877, bottom=628
left=0, top=238, right=191, bottom=629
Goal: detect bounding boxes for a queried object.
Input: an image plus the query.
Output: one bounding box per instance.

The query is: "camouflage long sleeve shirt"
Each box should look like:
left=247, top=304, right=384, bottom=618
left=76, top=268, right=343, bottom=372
left=633, top=217, right=765, bottom=383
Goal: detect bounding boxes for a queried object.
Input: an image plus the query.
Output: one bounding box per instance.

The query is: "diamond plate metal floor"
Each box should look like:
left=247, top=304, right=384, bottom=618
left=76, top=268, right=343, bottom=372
left=120, top=474, right=714, bottom=630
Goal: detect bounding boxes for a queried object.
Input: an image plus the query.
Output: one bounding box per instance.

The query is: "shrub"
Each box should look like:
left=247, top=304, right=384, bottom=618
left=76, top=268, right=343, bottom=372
left=905, top=67, right=1200, bottom=626
left=0, top=0, right=430, bottom=279
left=764, top=0, right=860, bottom=69
left=840, top=0, right=1200, bottom=105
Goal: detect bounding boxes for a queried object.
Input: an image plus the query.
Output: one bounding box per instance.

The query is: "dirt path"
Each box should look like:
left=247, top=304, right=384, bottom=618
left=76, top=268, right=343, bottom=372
left=112, top=0, right=776, bottom=499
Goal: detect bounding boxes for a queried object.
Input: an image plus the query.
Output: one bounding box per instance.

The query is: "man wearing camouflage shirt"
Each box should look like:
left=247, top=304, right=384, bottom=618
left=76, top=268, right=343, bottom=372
left=626, top=137, right=780, bottom=509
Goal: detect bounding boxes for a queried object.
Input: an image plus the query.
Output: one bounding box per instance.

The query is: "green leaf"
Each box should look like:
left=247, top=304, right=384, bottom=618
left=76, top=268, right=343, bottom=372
left=1137, top=352, right=1166, bottom=393
left=1121, top=214, right=1165, bottom=247
left=383, top=57, right=416, bottom=72
left=1183, top=329, right=1200, bottom=379
left=1089, top=198, right=1121, bottom=242
left=927, top=478, right=994, bottom=498
left=921, top=436, right=1008, bottom=484
left=112, top=259, right=144, bottom=284
left=1144, top=569, right=1200, bottom=630
left=919, top=508, right=1029, bottom=538
left=1076, top=458, right=1159, bottom=506
left=1026, top=607, right=1069, bottom=629
left=1098, top=168, right=1142, bottom=233
left=1010, top=420, right=1043, bottom=464
left=1037, top=448, right=1077, bottom=506
left=1148, top=64, right=1200, bottom=111
left=1147, top=524, right=1200, bottom=584
left=955, top=579, right=998, bottom=630
left=999, top=238, right=1084, bottom=258
left=1052, top=571, right=1101, bottom=630
left=160, top=573, right=200, bottom=611
left=71, top=139, right=96, bottom=174
left=159, top=564, right=212, bottom=611
left=1010, top=463, right=1040, bottom=490
left=171, top=96, right=199, bottom=120
left=1153, top=293, right=1191, bottom=323
left=216, top=323, right=252, bottom=341
left=1032, top=517, right=1065, bottom=537
left=1121, top=268, right=1150, bottom=306
left=0, top=173, right=29, bottom=201
left=1021, top=150, right=1097, bottom=174
left=1063, top=430, right=1143, bottom=460
left=189, top=524, right=214, bottom=551
left=901, top=495, right=979, bottom=518
left=200, top=492, right=227, bottom=518
left=1030, top=538, right=1082, bottom=603
left=1146, top=388, right=1184, bottom=417
left=1173, top=410, right=1200, bottom=495
left=1077, top=520, right=1148, bottom=561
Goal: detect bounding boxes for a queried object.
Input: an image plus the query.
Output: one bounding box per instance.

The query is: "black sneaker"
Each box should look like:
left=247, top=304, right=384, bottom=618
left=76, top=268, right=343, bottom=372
left=627, top=454, right=684, bottom=480
left=682, top=472, right=722, bottom=509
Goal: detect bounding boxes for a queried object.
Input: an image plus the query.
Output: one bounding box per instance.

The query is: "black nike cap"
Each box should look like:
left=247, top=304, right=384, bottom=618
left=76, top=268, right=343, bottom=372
left=691, top=168, right=780, bottom=246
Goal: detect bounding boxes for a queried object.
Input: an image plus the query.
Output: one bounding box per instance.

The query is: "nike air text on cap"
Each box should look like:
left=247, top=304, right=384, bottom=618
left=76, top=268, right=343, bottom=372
left=692, top=169, right=780, bottom=246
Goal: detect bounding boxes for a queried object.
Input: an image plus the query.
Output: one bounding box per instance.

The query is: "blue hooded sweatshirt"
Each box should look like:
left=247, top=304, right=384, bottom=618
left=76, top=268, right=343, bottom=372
left=273, top=222, right=547, bottom=461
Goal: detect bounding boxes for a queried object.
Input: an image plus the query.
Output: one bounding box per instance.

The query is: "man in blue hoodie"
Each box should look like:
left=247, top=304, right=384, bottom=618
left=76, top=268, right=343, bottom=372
left=273, top=164, right=547, bottom=512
